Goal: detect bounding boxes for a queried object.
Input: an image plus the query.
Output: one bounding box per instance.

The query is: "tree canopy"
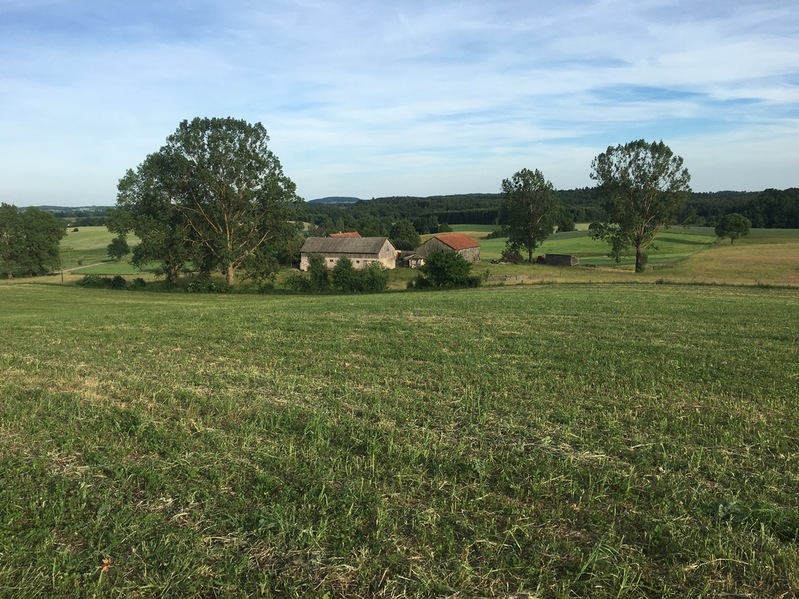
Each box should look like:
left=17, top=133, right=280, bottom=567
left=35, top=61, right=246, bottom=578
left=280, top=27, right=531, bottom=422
left=590, top=140, right=691, bottom=273
left=715, top=213, right=751, bottom=244
left=0, top=204, right=65, bottom=278
left=500, top=168, right=560, bottom=263
left=113, top=117, right=302, bottom=285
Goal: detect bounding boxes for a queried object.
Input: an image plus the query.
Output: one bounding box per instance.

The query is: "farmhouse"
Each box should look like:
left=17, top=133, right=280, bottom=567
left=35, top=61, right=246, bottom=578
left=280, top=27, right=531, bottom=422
left=416, top=233, right=481, bottom=263
left=299, top=237, right=397, bottom=271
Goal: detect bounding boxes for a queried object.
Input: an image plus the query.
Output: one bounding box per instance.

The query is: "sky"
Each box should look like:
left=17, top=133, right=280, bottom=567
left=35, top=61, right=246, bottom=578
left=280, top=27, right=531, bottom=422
left=1, top=0, right=798, bottom=207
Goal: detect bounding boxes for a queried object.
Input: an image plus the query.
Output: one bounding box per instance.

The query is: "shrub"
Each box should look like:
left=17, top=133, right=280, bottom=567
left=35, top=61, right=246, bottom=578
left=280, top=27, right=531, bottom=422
left=331, top=257, right=358, bottom=292
left=110, top=275, right=127, bottom=289
left=359, top=262, right=389, bottom=293
left=414, top=250, right=479, bottom=289
left=185, top=279, right=230, bottom=293
left=78, top=274, right=107, bottom=287
left=283, top=271, right=312, bottom=292
left=307, top=254, right=330, bottom=292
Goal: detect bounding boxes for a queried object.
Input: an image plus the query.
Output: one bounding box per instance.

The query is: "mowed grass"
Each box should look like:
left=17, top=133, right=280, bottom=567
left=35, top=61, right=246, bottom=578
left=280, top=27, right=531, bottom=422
left=1, top=283, right=798, bottom=597
left=452, top=225, right=718, bottom=265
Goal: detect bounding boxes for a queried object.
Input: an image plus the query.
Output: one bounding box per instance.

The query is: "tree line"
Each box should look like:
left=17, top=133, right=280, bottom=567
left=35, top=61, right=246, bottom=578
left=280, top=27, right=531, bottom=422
left=3, top=115, right=796, bottom=283
left=302, top=187, right=797, bottom=236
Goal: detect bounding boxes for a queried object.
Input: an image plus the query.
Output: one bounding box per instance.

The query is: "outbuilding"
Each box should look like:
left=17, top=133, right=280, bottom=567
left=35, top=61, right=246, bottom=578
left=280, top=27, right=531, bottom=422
left=416, top=233, right=481, bottom=263
left=299, top=237, right=397, bottom=271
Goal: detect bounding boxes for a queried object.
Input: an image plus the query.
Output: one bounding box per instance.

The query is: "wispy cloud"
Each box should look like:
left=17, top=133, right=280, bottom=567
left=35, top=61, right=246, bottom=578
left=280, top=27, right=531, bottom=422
left=1, top=0, right=797, bottom=205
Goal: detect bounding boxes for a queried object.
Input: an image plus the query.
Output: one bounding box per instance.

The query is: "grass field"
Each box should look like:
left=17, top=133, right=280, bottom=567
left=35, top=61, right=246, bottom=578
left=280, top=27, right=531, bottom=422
left=2, top=224, right=798, bottom=596
left=1, top=281, right=798, bottom=597
left=54, top=226, right=799, bottom=288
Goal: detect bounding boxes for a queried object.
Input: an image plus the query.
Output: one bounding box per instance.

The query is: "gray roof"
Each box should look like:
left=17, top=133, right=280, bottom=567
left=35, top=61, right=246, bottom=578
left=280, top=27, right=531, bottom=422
left=300, top=237, right=394, bottom=254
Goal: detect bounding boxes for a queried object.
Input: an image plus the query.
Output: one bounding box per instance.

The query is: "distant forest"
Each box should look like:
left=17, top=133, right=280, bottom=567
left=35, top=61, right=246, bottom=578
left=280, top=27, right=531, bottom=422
left=40, top=187, right=798, bottom=234
left=302, top=188, right=799, bottom=236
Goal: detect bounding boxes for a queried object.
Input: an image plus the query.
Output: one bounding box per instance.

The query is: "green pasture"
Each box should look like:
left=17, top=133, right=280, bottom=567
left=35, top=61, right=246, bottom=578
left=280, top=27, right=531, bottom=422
left=1, top=283, right=798, bottom=597
left=471, top=226, right=717, bottom=265
left=56, top=225, right=799, bottom=288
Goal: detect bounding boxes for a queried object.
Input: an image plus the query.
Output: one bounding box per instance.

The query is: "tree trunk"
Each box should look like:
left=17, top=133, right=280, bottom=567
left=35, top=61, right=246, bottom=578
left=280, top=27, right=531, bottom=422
left=225, top=264, right=235, bottom=286
left=635, top=244, right=646, bottom=273
left=528, top=247, right=534, bottom=263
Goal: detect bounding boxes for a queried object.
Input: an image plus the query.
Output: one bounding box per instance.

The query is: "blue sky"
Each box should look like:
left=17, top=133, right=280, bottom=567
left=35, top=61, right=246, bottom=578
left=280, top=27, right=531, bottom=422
left=1, top=0, right=797, bottom=206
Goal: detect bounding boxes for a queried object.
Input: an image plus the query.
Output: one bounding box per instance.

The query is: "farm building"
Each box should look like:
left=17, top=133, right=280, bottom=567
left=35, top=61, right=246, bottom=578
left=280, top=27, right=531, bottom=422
left=329, top=231, right=361, bottom=238
left=544, top=254, right=580, bottom=266
left=299, top=237, right=397, bottom=271
left=416, top=233, right=481, bottom=263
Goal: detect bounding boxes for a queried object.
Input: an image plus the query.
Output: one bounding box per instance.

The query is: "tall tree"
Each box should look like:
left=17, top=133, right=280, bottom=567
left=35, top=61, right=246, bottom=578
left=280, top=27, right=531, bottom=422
left=111, top=160, right=195, bottom=284
left=116, top=117, right=301, bottom=285
left=500, top=168, right=560, bottom=263
left=590, top=140, right=691, bottom=273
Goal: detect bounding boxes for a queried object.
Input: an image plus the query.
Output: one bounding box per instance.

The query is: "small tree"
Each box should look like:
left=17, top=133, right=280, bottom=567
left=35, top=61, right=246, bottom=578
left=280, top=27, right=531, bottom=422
left=389, top=219, right=421, bottom=251
left=307, top=254, right=330, bottom=292
left=715, top=213, right=751, bottom=244
left=331, top=256, right=357, bottom=292
left=107, top=236, right=130, bottom=261
left=359, top=262, right=389, bottom=293
left=500, top=168, right=560, bottom=262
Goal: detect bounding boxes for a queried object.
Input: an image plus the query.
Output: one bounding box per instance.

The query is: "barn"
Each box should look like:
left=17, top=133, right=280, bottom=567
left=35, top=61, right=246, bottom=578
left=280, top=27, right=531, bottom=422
left=299, top=237, right=397, bottom=271
left=416, top=233, right=481, bottom=263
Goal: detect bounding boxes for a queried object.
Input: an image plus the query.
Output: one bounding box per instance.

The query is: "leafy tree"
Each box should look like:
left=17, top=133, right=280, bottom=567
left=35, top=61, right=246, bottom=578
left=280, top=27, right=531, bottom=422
left=556, top=211, right=576, bottom=232
left=715, top=213, right=751, bottom=244
left=112, top=161, right=196, bottom=283
left=116, top=117, right=301, bottom=286
left=0, top=204, right=65, bottom=277
left=500, top=168, right=560, bottom=262
left=590, top=140, right=691, bottom=273
left=107, top=236, right=130, bottom=261
left=389, top=219, right=421, bottom=251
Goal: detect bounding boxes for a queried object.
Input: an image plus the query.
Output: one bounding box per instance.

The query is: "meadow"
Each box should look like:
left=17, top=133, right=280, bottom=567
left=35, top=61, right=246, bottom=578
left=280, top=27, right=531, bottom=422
left=1, top=278, right=798, bottom=597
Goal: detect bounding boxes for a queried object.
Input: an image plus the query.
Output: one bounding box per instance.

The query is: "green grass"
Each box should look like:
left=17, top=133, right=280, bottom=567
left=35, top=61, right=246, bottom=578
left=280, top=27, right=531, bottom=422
left=1, top=282, right=798, bottom=597
left=474, top=226, right=718, bottom=265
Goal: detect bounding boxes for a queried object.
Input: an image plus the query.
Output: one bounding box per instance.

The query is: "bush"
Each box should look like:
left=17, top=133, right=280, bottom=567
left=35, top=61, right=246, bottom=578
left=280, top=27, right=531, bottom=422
left=185, top=279, right=230, bottom=293
left=359, top=262, right=389, bottom=293
left=110, top=275, right=127, bottom=289
left=283, top=271, right=312, bottom=292
left=331, top=257, right=358, bottom=292
left=132, top=278, right=147, bottom=288
left=78, top=274, right=107, bottom=287
left=307, top=254, right=330, bottom=292
left=414, top=250, right=479, bottom=289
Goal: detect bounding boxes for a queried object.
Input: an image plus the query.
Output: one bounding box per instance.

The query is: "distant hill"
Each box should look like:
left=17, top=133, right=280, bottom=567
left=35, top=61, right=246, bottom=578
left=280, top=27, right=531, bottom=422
left=308, top=196, right=362, bottom=204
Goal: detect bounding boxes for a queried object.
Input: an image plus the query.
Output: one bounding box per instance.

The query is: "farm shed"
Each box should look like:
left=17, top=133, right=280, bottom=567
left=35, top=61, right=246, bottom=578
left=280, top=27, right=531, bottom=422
left=416, top=233, right=481, bottom=263
left=329, top=231, right=362, bottom=238
left=299, top=237, right=397, bottom=271
left=545, top=254, right=580, bottom=266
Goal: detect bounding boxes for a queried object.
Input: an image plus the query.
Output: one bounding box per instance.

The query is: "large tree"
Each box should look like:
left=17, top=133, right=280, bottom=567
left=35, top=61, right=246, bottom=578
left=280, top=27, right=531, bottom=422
left=0, top=204, right=65, bottom=278
left=590, top=140, right=691, bottom=273
left=500, top=168, right=560, bottom=263
left=115, top=117, right=301, bottom=285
